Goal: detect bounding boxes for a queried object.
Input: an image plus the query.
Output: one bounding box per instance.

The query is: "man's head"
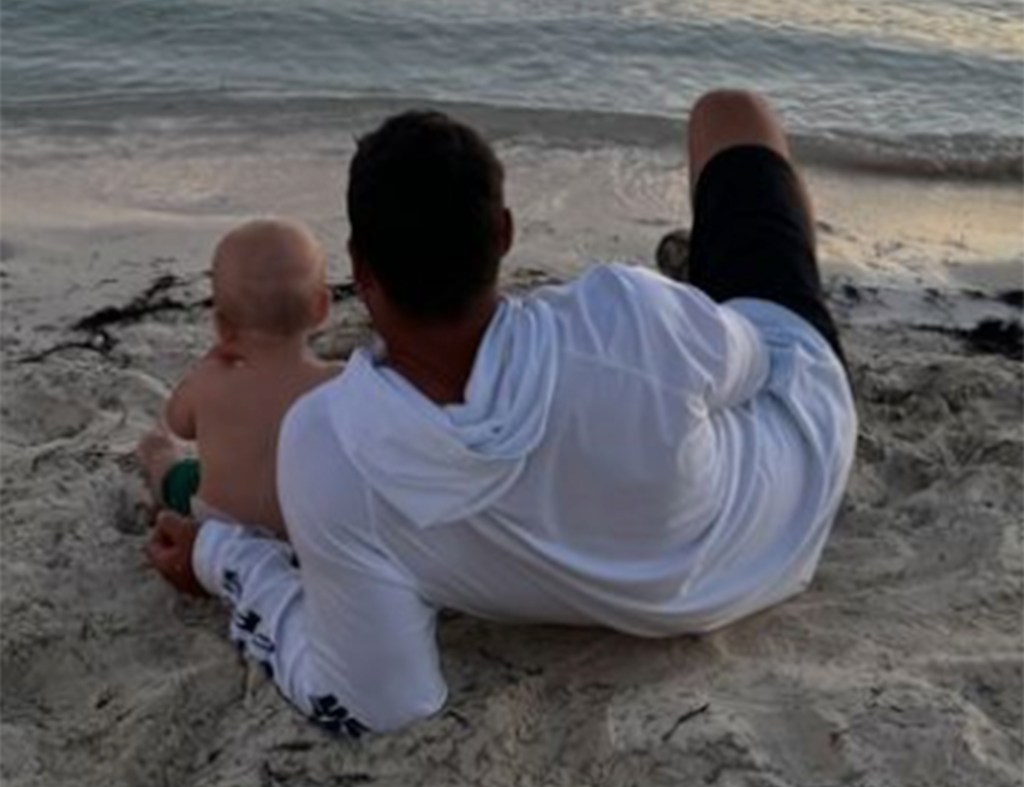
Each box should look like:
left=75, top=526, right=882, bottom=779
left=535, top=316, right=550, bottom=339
left=212, top=218, right=329, bottom=340
left=347, top=111, right=512, bottom=323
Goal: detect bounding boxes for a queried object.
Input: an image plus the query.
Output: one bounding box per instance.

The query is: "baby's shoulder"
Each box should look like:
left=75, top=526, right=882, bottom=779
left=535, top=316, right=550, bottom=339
left=184, top=349, right=249, bottom=395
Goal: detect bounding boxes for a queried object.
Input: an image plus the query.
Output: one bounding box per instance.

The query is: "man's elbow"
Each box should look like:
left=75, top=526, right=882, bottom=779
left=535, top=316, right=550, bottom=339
left=362, top=684, right=448, bottom=735
left=306, top=686, right=446, bottom=738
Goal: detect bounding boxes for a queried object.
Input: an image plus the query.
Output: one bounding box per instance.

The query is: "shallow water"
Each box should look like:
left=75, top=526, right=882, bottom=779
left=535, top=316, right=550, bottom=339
left=3, top=0, right=1022, bottom=175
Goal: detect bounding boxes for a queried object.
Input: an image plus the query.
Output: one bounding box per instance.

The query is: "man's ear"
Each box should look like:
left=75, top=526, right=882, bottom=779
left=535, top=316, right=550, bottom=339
left=349, top=238, right=369, bottom=292
left=499, top=208, right=514, bottom=257
left=349, top=239, right=385, bottom=309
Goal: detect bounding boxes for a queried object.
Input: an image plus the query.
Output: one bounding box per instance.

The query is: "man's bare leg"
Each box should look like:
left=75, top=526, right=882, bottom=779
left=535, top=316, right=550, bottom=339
left=686, top=89, right=815, bottom=243
left=687, top=90, right=789, bottom=192
left=658, top=90, right=804, bottom=284
left=681, top=88, right=847, bottom=367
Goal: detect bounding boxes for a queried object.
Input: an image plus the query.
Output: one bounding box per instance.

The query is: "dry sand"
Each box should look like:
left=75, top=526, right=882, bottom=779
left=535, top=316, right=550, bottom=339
left=2, top=119, right=1022, bottom=786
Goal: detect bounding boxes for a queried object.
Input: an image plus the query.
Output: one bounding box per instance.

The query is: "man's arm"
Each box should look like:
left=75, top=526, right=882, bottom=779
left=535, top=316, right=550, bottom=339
left=148, top=512, right=360, bottom=729
left=271, top=388, right=449, bottom=732
left=192, top=517, right=380, bottom=736
left=148, top=509, right=447, bottom=736
left=148, top=387, right=448, bottom=735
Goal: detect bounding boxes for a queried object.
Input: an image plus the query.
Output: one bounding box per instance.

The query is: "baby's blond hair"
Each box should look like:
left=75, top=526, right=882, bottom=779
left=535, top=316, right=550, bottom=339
left=212, top=219, right=326, bottom=337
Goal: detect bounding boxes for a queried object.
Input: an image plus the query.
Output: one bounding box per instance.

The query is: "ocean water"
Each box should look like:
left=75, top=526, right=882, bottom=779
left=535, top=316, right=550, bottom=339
left=2, top=0, right=1022, bottom=178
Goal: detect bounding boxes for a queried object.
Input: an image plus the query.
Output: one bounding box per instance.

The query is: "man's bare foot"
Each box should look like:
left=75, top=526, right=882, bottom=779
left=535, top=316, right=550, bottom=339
left=655, top=229, right=690, bottom=283
left=136, top=427, right=183, bottom=507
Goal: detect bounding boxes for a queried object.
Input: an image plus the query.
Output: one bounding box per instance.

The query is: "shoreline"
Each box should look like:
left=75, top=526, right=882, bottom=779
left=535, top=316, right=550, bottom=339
left=3, top=93, right=1022, bottom=182
left=3, top=113, right=1021, bottom=344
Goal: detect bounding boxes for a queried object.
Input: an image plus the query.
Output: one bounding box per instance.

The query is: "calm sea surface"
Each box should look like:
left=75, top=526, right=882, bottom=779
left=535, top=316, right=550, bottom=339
left=2, top=0, right=1022, bottom=174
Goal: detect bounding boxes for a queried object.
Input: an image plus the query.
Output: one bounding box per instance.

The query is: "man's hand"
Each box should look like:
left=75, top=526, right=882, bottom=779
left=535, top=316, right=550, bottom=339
left=146, top=510, right=208, bottom=597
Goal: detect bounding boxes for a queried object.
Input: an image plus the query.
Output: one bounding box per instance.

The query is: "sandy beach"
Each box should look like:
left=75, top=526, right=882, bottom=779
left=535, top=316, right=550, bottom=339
left=2, top=109, right=1021, bottom=786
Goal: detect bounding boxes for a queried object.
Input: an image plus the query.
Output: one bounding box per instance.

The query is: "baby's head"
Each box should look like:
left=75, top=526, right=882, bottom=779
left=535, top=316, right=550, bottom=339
left=211, top=219, right=329, bottom=343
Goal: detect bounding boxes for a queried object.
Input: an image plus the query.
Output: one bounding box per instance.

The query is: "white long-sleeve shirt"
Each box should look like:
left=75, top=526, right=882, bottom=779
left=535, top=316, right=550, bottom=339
left=192, top=264, right=857, bottom=735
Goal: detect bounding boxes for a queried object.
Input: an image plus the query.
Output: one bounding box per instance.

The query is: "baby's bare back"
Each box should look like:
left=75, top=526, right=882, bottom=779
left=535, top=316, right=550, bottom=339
left=190, top=356, right=339, bottom=535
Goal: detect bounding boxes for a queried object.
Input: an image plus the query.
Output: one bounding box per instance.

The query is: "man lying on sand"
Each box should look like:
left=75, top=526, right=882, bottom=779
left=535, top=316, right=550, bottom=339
left=145, top=90, right=857, bottom=736
left=138, top=219, right=340, bottom=549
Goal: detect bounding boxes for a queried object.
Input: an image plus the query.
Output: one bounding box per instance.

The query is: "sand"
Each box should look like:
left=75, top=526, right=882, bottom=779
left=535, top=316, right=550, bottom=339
left=2, top=114, right=1022, bottom=786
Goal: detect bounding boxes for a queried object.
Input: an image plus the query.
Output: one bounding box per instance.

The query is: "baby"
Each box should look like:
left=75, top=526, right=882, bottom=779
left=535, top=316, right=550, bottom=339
left=138, top=218, right=341, bottom=538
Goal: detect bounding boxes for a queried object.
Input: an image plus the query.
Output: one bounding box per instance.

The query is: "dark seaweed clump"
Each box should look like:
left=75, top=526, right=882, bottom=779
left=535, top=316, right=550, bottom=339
left=959, top=318, right=1022, bottom=361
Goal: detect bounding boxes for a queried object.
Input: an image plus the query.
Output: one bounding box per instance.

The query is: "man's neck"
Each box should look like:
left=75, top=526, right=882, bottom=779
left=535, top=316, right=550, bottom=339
left=380, top=295, right=500, bottom=406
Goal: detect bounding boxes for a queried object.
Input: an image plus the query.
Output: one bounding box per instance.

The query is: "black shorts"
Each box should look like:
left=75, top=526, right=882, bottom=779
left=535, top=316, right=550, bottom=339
left=688, top=145, right=846, bottom=367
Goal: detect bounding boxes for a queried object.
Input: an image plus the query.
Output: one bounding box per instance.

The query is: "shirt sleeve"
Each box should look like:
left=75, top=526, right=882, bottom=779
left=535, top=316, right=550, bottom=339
left=192, top=519, right=372, bottom=737
left=198, top=379, right=450, bottom=735
left=191, top=513, right=447, bottom=736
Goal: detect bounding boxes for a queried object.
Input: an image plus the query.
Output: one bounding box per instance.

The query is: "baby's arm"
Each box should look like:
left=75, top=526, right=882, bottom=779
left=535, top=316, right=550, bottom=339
left=165, top=368, right=201, bottom=441
left=166, top=348, right=238, bottom=440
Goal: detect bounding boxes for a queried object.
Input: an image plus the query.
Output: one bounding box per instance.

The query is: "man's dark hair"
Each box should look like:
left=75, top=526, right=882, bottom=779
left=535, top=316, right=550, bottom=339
left=347, top=111, right=506, bottom=321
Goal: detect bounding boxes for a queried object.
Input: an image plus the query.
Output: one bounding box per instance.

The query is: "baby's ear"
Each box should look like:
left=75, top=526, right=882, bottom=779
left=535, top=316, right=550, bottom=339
left=311, top=285, right=331, bottom=328
left=214, top=309, right=237, bottom=341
